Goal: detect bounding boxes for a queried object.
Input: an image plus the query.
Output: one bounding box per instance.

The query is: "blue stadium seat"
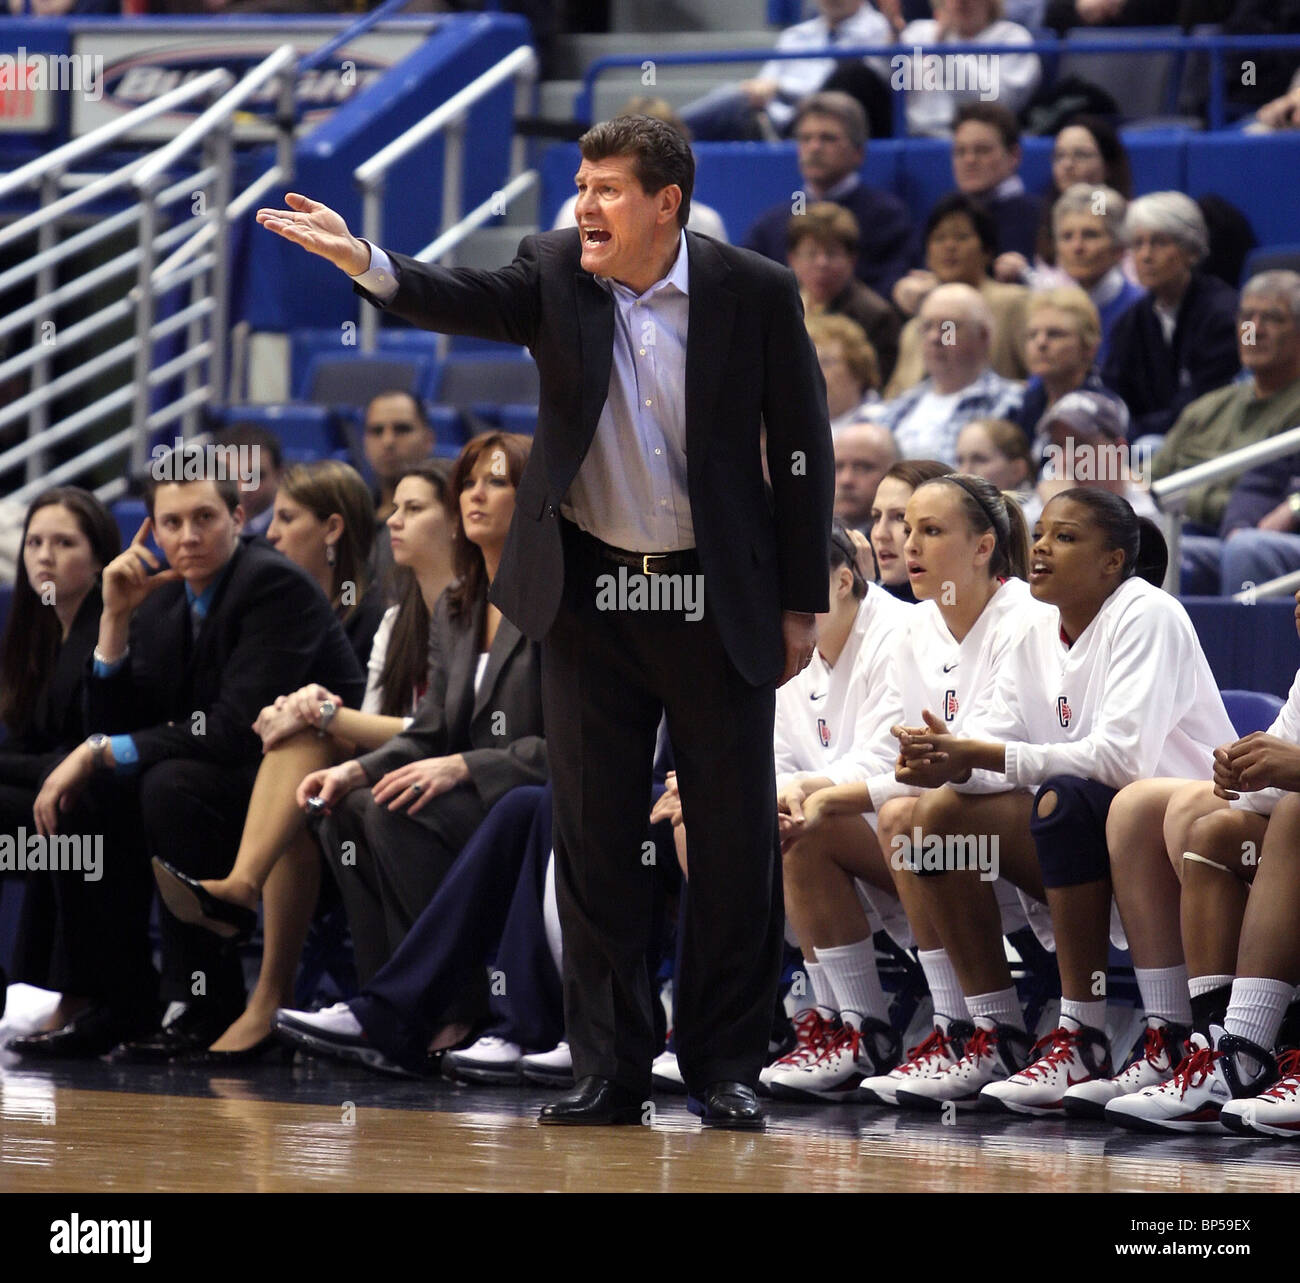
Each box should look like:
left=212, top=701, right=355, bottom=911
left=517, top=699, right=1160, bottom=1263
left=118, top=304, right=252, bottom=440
left=1186, top=133, right=1300, bottom=249
left=1221, top=689, right=1285, bottom=737
left=499, top=404, right=539, bottom=436
left=111, top=498, right=148, bottom=552
left=301, top=352, right=439, bottom=410
left=216, top=404, right=339, bottom=461
left=1240, top=242, right=1300, bottom=287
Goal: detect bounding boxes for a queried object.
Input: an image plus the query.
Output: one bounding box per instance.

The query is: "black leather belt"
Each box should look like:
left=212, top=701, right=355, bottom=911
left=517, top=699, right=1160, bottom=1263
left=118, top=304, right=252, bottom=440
left=593, top=539, right=699, bottom=577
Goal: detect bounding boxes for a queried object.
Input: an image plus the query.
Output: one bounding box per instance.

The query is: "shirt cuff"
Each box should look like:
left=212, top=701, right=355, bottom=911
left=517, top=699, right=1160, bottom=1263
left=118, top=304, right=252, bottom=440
left=352, top=241, right=399, bottom=303
left=108, top=734, right=139, bottom=774
left=92, top=649, right=128, bottom=677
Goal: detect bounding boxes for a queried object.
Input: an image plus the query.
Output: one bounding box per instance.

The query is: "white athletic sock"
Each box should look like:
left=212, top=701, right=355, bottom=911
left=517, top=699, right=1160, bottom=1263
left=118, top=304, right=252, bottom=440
left=806, top=961, right=838, bottom=1015
left=817, top=938, right=888, bottom=1027
left=966, top=986, right=1024, bottom=1031
left=1134, top=965, right=1192, bottom=1026
left=1189, top=973, right=1234, bottom=999
left=1060, top=999, right=1107, bottom=1033
left=1223, top=977, right=1295, bottom=1061
left=918, top=947, right=970, bottom=1021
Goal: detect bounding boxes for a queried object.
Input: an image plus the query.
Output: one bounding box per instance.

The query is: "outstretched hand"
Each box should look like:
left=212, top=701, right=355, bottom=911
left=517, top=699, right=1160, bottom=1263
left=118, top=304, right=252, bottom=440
left=256, top=192, right=371, bottom=276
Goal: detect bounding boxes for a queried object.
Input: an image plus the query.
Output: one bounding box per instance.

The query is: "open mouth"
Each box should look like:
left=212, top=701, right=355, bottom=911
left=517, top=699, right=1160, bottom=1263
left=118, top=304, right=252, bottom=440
left=907, top=562, right=925, bottom=576
left=583, top=229, right=611, bottom=245
left=1030, top=560, right=1052, bottom=580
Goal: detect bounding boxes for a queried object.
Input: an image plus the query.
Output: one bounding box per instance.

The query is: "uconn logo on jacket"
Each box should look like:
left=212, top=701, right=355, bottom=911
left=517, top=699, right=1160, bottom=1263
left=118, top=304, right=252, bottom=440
left=1057, top=695, right=1072, bottom=728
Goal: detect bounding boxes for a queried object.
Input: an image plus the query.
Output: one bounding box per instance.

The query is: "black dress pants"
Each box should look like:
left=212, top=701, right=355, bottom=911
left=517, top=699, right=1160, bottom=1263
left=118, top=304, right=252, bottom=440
left=541, top=522, right=784, bottom=1099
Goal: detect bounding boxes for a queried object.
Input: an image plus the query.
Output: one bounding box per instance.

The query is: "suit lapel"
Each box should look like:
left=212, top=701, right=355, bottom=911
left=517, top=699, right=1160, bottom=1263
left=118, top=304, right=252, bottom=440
left=473, top=614, right=525, bottom=724
left=569, top=271, right=615, bottom=495
left=684, top=233, right=737, bottom=468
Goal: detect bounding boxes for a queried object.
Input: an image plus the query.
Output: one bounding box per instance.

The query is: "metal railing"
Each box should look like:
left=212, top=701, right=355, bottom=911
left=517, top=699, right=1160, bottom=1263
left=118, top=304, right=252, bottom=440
left=354, top=44, right=538, bottom=354
left=1150, top=423, right=1300, bottom=596
left=0, top=47, right=297, bottom=508
left=576, top=33, right=1300, bottom=134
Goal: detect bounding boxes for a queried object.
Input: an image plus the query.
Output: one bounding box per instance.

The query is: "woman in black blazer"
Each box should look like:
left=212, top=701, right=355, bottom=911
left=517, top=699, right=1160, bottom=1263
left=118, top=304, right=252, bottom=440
left=154, top=436, right=543, bottom=1056
left=0, top=488, right=121, bottom=1035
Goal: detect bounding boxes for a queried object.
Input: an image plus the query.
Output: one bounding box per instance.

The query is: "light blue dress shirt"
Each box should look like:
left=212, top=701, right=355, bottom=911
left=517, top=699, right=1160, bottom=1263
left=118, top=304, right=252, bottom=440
left=354, top=234, right=695, bottom=553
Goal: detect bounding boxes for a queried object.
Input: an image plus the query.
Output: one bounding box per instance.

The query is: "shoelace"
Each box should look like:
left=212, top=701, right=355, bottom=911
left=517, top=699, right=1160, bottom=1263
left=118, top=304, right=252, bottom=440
left=956, top=1025, right=997, bottom=1068
left=1165, top=1044, right=1223, bottom=1098
left=1258, top=1048, right=1300, bottom=1099
left=1140, top=1023, right=1174, bottom=1069
left=1018, top=1027, right=1081, bottom=1082
left=813, top=1022, right=861, bottom=1066
left=776, top=1011, right=831, bottom=1067
left=898, top=1026, right=952, bottom=1073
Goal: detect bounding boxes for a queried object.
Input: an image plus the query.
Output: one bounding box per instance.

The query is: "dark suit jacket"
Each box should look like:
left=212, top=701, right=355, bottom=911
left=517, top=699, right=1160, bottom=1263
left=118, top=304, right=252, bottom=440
left=361, top=228, right=835, bottom=687
left=744, top=182, right=914, bottom=300
left=0, top=586, right=102, bottom=788
left=88, top=540, right=364, bottom=772
left=357, top=588, right=546, bottom=811
left=1102, top=271, right=1241, bottom=441
left=1221, top=450, right=1300, bottom=537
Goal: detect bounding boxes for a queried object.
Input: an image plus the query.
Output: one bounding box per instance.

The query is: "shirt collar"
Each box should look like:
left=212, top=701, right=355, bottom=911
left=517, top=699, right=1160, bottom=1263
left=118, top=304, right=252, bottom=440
left=184, top=548, right=237, bottom=618
left=990, top=174, right=1025, bottom=200
left=820, top=172, right=860, bottom=202
left=1089, top=266, right=1126, bottom=308
left=601, top=229, right=690, bottom=303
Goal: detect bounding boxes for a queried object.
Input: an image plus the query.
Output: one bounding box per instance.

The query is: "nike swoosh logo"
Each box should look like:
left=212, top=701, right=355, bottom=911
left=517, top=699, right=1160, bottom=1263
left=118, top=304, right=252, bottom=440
left=1065, top=1073, right=1090, bottom=1087
left=942, top=662, right=958, bottom=673
left=810, top=692, right=828, bottom=701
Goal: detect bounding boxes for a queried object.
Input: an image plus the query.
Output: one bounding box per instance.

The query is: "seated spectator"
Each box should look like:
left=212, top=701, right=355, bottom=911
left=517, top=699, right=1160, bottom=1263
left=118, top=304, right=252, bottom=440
left=12, top=457, right=365, bottom=1061
left=1245, top=72, right=1300, bottom=133
left=834, top=419, right=900, bottom=534
left=745, top=92, right=914, bottom=299
left=1044, top=0, right=1182, bottom=34
left=944, top=102, right=1045, bottom=261
left=266, top=459, right=387, bottom=671
left=1102, top=193, right=1241, bottom=442
left=363, top=388, right=437, bottom=590
left=212, top=424, right=283, bottom=537
left=896, top=1, right=1042, bottom=138
left=306, top=434, right=546, bottom=1006
left=1015, top=285, right=1122, bottom=442
left=808, top=313, right=884, bottom=430
left=998, top=114, right=1133, bottom=284
left=0, top=489, right=121, bottom=1046
left=679, top=0, right=892, bottom=143
left=886, top=193, right=1029, bottom=396
left=1152, top=271, right=1300, bottom=594
left=876, top=282, right=1025, bottom=464
left=148, top=460, right=455, bottom=1060
left=1214, top=451, right=1300, bottom=597
left=955, top=417, right=1040, bottom=524
left=792, top=204, right=901, bottom=384
left=1049, top=184, right=1144, bottom=367
left=553, top=100, right=728, bottom=242
left=1035, top=389, right=1154, bottom=521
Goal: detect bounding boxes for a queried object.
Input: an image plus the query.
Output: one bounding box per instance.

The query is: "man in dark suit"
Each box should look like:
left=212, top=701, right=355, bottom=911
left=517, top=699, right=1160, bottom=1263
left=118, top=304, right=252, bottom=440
left=257, top=114, right=834, bottom=1128
left=16, top=463, right=364, bottom=1060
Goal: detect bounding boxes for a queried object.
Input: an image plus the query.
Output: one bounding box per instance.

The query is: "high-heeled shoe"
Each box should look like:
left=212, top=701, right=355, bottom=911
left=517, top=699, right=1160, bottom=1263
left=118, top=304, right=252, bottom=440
left=201, top=1032, right=294, bottom=1066
left=152, top=858, right=257, bottom=943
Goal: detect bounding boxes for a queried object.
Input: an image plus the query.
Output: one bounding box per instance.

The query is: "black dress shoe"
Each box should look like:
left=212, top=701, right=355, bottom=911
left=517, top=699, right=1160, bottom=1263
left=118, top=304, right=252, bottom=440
left=201, top=1032, right=294, bottom=1066
left=8, top=1007, right=137, bottom=1060
left=687, top=1081, right=766, bottom=1130
left=152, top=858, right=257, bottom=943
left=111, top=1004, right=243, bottom=1064
left=538, top=1075, right=644, bottom=1126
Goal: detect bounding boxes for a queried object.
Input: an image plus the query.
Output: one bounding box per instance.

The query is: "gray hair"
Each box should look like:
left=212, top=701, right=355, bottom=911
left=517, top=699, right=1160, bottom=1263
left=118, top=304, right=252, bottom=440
left=1052, top=182, right=1128, bottom=246
left=1124, top=191, right=1209, bottom=264
left=1241, top=269, right=1300, bottom=326
left=793, top=91, right=868, bottom=150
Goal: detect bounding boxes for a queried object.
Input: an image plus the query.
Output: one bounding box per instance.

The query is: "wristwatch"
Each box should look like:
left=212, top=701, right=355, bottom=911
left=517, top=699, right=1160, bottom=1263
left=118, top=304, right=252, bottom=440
left=86, top=733, right=110, bottom=769
left=317, top=701, right=337, bottom=737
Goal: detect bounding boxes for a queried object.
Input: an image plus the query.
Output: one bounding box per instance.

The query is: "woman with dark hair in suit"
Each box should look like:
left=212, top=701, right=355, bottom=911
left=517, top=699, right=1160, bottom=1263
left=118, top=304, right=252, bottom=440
left=266, top=459, right=387, bottom=668
left=0, top=488, right=124, bottom=1037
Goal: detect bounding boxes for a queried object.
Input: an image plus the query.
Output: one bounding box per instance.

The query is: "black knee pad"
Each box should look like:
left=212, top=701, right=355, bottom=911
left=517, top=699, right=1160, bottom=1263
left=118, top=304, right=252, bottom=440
left=1028, top=775, right=1118, bottom=888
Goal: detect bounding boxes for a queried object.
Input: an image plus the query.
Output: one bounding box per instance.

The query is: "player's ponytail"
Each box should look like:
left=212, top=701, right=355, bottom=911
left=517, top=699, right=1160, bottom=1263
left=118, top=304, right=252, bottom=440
left=1051, top=488, right=1168, bottom=585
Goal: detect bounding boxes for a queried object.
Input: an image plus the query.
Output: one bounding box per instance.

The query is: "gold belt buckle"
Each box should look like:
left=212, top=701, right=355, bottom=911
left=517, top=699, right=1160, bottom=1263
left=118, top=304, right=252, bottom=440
left=642, top=553, right=668, bottom=576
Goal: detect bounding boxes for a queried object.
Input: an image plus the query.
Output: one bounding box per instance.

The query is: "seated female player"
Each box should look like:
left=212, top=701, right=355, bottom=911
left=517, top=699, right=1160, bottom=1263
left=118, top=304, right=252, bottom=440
left=781, top=471, right=1047, bottom=1106
left=148, top=458, right=456, bottom=1059
left=1101, top=598, right=1300, bottom=1133
left=886, top=489, right=1233, bottom=1114
left=868, top=458, right=953, bottom=602
left=749, top=520, right=914, bottom=1101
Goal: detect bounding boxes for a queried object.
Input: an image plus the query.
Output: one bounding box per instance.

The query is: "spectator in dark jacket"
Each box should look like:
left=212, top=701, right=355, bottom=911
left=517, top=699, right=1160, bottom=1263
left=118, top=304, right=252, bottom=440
left=745, top=92, right=914, bottom=299
left=1102, top=192, right=1241, bottom=442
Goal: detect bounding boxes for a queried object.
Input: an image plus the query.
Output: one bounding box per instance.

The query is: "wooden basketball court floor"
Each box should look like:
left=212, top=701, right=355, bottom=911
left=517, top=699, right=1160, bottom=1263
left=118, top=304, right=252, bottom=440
left=5, top=1050, right=1300, bottom=1194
